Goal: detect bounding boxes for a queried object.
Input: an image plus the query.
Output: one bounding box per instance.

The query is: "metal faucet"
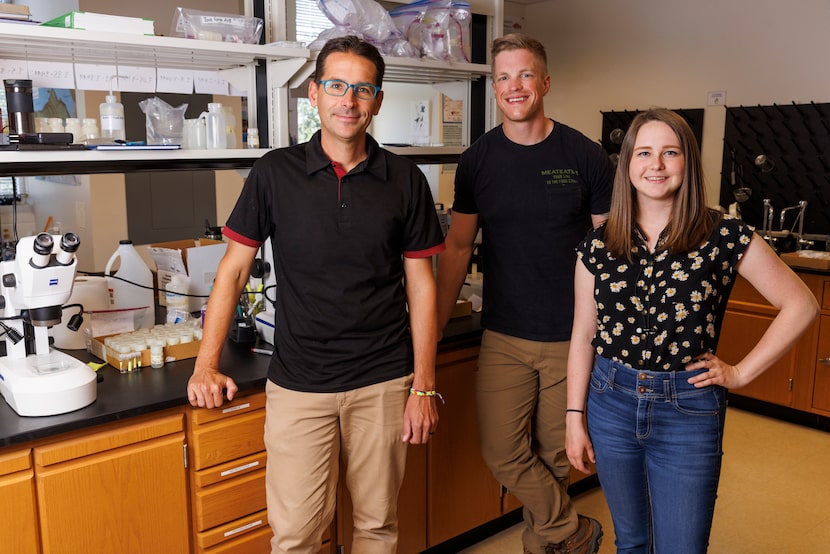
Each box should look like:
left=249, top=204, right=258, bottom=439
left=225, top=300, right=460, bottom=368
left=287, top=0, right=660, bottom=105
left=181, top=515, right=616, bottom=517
left=761, top=199, right=775, bottom=241
left=778, top=200, right=810, bottom=250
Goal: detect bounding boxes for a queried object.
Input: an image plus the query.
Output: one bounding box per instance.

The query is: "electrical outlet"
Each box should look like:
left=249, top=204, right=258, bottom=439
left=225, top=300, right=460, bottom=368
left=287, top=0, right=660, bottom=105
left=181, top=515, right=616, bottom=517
left=707, top=90, right=726, bottom=106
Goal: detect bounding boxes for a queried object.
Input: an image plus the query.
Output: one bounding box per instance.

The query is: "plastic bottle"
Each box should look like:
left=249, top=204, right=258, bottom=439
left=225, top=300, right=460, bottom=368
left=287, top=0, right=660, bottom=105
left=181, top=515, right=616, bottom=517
left=64, top=118, right=82, bottom=144
left=105, top=240, right=156, bottom=330
left=202, top=103, right=227, bottom=150
left=165, top=273, right=190, bottom=324
left=80, top=118, right=100, bottom=144
left=100, top=81, right=126, bottom=142
left=246, top=127, right=259, bottom=149
left=222, top=106, right=237, bottom=148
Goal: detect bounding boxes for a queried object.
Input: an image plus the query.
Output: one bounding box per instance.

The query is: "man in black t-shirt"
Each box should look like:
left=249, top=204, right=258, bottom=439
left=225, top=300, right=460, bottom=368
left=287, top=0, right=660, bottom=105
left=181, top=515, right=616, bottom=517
left=437, top=34, right=612, bottom=554
left=188, top=36, right=445, bottom=553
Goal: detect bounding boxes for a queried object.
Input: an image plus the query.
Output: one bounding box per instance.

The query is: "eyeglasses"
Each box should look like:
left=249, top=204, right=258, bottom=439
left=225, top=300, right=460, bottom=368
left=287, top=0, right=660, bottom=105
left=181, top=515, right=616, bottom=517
left=317, top=79, right=381, bottom=100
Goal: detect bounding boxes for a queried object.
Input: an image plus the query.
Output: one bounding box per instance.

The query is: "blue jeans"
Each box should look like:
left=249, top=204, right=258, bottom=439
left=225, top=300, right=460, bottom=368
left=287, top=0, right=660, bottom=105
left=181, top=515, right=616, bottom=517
left=587, top=356, right=727, bottom=554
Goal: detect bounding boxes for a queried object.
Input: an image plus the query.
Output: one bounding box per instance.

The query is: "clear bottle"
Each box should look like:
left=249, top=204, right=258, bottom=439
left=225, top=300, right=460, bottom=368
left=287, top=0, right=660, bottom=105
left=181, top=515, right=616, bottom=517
left=202, top=102, right=227, bottom=150
left=100, top=91, right=126, bottom=142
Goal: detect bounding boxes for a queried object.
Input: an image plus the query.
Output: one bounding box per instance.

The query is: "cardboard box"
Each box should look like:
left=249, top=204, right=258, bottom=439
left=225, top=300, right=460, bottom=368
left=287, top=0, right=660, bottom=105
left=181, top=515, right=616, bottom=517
left=147, top=239, right=227, bottom=312
left=450, top=299, right=473, bottom=319
left=90, top=334, right=201, bottom=371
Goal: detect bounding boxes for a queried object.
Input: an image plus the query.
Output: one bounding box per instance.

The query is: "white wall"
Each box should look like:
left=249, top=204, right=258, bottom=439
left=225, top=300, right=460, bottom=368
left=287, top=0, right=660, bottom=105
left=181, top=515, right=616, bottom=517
left=518, top=0, right=830, bottom=206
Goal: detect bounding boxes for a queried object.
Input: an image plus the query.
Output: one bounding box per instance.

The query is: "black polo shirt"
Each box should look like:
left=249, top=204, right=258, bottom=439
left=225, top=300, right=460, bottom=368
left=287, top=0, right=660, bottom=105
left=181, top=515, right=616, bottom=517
left=224, top=131, right=445, bottom=393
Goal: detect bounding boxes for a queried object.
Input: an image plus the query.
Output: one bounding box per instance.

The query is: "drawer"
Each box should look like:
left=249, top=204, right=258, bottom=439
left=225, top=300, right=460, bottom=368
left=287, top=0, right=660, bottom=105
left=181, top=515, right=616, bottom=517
left=200, top=525, right=272, bottom=554
left=190, top=393, right=266, bottom=427
left=191, top=410, right=266, bottom=470
left=195, top=451, right=267, bottom=489
left=197, top=509, right=270, bottom=551
left=0, top=448, right=31, bottom=476
left=823, top=281, right=830, bottom=310
left=195, top=468, right=266, bottom=531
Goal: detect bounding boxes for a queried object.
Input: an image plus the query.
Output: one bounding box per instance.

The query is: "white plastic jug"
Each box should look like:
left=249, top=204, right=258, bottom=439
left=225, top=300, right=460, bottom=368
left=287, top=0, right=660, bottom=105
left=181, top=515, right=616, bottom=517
left=105, top=240, right=156, bottom=330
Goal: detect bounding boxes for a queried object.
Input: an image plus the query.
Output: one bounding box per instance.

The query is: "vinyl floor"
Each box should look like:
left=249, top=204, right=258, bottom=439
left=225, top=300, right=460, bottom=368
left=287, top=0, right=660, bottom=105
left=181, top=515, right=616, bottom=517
left=459, top=408, right=830, bottom=553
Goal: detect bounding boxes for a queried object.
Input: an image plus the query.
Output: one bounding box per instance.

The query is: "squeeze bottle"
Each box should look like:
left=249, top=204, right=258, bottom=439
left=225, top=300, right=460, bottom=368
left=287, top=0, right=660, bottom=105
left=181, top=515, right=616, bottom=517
left=105, top=240, right=155, bottom=329
left=100, top=79, right=126, bottom=142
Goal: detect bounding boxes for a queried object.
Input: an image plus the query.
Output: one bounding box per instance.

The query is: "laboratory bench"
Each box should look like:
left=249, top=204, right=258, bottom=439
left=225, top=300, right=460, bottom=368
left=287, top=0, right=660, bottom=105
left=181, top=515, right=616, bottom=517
left=0, top=314, right=483, bottom=448
left=0, top=314, right=495, bottom=554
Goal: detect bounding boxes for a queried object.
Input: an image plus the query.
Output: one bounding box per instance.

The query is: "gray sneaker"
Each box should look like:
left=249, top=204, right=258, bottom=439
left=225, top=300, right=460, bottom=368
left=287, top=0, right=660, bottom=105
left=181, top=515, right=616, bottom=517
left=544, top=515, right=603, bottom=554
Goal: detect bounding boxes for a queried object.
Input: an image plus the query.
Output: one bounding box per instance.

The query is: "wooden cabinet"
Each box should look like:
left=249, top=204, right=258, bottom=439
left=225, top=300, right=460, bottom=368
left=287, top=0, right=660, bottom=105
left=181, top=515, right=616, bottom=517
left=718, top=272, right=825, bottom=412
left=187, top=391, right=272, bottom=554
left=428, top=338, right=503, bottom=546
left=33, top=412, right=189, bottom=554
left=812, top=316, right=830, bottom=413
left=187, top=390, right=334, bottom=553
left=0, top=448, right=39, bottom=554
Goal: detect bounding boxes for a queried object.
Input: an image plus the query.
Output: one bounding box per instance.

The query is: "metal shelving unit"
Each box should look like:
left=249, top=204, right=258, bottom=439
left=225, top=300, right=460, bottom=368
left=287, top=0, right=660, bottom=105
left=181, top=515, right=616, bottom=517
left=0, top=22, right=309, bottom=175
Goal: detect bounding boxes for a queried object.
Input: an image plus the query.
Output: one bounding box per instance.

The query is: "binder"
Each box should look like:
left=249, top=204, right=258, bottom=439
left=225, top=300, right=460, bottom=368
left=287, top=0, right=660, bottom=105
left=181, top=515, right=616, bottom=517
left=41, top=11, right=155, bottom=36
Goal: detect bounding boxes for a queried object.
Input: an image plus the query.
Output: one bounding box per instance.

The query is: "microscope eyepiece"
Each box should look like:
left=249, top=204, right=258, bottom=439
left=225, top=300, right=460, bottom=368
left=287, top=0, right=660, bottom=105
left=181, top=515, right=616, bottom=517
left=56, top=233, right=80, bottom=265
left=60, top=233, right=80, bottom=253
left=31, top=233, right=54, bottom=268
left=33, top=233, right=54, bottom=255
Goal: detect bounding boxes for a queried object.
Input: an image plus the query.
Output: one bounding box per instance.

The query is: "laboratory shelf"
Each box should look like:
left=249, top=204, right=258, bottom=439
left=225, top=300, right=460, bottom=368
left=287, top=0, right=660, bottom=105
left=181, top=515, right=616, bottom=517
left=0, top=21, right=309, bottom=70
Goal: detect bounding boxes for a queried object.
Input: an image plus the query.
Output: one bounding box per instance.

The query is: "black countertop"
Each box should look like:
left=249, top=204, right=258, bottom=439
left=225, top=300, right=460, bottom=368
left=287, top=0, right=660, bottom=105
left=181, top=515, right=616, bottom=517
left=0, top=314, right=482, bottom=448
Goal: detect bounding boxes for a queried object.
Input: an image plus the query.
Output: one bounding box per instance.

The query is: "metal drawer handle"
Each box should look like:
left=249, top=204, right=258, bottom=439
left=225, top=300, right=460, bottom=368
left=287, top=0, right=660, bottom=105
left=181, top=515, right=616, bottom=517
left=224, top=519, right=264, bottom=538
left=222, top=402, right=251, bottom=414
left=819, top=358, right=830, bottom=365
left=220, top=460, right=260, bottom=477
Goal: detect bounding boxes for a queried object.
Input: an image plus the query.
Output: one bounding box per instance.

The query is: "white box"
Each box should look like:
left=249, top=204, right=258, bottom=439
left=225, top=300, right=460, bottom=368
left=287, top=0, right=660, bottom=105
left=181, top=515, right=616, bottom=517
left=147, top=239, right=227, bottom=312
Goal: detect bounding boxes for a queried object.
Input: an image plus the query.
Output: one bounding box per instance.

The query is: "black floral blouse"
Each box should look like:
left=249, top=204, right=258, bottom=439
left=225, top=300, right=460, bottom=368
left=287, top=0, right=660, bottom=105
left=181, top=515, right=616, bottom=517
left=577, top=214, right=753, bottom=372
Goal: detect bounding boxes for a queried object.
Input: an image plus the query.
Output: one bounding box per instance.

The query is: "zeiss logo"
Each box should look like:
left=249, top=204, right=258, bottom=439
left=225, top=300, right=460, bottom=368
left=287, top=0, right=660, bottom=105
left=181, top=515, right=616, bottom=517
left=49, top=278, right=59, bottom=286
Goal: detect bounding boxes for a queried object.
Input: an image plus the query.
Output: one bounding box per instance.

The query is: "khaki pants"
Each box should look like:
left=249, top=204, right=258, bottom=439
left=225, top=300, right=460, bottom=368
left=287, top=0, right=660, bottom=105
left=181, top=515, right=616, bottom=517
left=477, top=330, right=578, bottom=552
left=264, top=374, right=412, bottom=554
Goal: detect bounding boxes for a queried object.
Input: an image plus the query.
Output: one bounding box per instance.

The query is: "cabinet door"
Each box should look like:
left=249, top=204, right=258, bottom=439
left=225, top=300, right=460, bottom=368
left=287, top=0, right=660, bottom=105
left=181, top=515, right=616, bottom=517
left=428, top=341, right=501, bottom=547
left=813, top=315, right=830, bottom=413
left=0, top=449, right=39, bottom=554
left=36, top=433, right=189, bottom=554
left=718, top=308, right=796, bottom=406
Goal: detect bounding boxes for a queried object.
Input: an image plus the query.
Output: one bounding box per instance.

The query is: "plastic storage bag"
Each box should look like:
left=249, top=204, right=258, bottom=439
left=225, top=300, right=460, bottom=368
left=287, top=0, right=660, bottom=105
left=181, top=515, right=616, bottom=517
left=389, top=0, right=471, bottom=62
left=171, top=7, right=263, bottom=44
left=310, top=0, right=401, bottom=49
left=138, top=97, right=188, bottom=145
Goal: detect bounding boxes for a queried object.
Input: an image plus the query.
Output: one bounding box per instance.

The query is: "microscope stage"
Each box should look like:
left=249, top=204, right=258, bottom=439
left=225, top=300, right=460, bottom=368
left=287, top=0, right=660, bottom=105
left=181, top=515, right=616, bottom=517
left=0, top=350, right=97, bottom=417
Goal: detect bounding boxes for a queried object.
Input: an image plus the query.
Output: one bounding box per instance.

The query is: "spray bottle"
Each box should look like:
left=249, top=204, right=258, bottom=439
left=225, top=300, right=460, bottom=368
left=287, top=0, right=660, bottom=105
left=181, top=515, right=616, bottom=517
left=100, top=76, right=126, bottom=142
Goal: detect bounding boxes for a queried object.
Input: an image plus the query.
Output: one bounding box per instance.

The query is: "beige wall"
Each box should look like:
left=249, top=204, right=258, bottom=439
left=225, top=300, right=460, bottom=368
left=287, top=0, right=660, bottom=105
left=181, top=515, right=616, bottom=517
left=516, top=0, right=830, bottom=208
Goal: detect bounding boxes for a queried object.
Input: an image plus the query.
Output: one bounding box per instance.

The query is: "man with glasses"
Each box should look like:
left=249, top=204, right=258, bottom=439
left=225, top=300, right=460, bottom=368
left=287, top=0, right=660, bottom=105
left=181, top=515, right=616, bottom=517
left=187, top=35, right=445, bottom=553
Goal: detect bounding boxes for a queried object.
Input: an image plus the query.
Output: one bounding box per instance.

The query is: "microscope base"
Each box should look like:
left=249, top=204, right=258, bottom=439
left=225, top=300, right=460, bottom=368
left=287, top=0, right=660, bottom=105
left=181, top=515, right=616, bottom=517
left=0, top=350, right=97, bottom=417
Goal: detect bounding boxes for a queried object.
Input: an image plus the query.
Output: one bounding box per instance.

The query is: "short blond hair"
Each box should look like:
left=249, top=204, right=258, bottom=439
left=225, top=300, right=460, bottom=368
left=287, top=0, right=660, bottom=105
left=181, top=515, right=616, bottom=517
left=491, top=33, right=547, bottom=72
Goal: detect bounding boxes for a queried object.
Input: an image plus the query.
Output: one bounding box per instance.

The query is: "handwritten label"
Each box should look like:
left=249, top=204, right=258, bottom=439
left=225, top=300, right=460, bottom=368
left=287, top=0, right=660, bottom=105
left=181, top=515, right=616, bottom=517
left=157, top=67, right=193, bottom=93
left=75, top=64, right=117, bottom=91
left=29, top=61, right=75, bottom=89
